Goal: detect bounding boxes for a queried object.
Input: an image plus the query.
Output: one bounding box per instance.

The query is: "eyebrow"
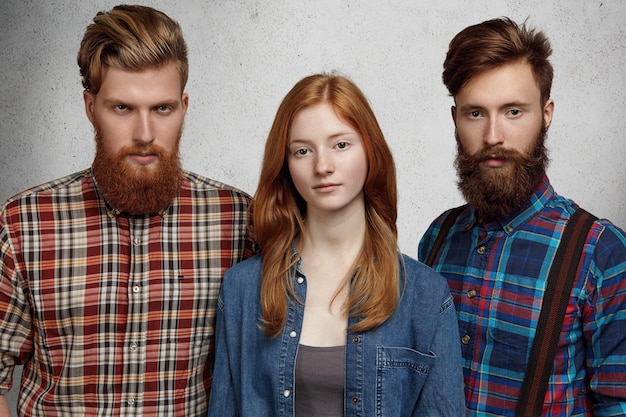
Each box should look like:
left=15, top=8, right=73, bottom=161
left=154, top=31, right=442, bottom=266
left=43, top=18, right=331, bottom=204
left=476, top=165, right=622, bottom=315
left=458, top=101, right=530, bottom=112
left=101, top=98, right=181, bottom=108
left=289, top=131, right=358, bottom=143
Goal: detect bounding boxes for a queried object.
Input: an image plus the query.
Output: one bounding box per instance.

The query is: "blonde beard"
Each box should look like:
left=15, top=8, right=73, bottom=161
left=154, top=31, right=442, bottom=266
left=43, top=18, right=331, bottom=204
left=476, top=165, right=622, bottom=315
left=92, top=131, right=182, bottom=215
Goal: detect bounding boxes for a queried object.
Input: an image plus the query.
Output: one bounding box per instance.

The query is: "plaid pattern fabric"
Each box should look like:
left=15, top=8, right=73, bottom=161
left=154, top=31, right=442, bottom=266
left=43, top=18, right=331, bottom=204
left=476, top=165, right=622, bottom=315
left=418, top=176, right=626, bottom=416
left=0, top=169, right=255, bottom=416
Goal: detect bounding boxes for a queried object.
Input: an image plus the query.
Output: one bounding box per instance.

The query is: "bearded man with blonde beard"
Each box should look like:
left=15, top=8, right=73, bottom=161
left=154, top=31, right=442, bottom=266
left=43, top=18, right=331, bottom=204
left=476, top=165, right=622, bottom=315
left=0, top=5, right=254, bottom=416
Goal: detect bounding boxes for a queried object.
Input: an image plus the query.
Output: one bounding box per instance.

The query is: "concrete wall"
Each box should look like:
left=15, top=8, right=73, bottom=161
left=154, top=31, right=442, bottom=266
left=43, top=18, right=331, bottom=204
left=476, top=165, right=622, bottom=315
left=1, top=0, right=625, bottom=413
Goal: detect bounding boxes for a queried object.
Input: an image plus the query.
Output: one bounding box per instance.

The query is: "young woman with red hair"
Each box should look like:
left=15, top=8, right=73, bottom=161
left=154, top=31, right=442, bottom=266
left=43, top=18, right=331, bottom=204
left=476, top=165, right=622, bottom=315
left=208, top=73, right=464, bottom=416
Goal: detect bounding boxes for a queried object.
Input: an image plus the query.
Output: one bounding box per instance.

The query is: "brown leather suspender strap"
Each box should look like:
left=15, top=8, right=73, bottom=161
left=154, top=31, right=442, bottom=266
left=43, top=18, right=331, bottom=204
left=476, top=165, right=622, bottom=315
left=425, top=204, right=467, bottom=268
left=515, top=208, right=596, bottom=417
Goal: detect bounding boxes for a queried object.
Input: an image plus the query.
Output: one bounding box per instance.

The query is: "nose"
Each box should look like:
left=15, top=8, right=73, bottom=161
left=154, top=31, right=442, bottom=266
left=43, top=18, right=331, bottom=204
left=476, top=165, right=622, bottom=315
left=484, top=117, right=503, bottom=146
left=315, top=149, right=334, bottom=175
left=133, top=112, right=155, bottom=144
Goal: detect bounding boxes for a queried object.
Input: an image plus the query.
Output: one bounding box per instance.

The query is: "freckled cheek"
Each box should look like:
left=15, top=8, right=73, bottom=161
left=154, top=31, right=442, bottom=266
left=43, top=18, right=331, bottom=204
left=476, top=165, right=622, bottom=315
left=287, top=162, right=308, bottom=195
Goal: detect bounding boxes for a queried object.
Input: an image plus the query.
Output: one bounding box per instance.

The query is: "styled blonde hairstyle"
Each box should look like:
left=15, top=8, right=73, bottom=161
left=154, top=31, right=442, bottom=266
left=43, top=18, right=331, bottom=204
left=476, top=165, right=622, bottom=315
left=77, top=4, right=188, bottom=94
left=252, top=74, right=399, bottom=337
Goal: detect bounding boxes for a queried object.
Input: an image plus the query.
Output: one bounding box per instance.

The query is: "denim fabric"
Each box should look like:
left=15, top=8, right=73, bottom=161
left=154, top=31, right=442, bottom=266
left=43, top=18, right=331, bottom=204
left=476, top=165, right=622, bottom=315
left=208, top=253, right=465, bottom=416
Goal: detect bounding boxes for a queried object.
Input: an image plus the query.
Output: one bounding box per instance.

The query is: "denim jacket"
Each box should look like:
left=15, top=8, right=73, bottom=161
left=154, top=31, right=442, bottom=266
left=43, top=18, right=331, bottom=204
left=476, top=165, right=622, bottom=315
left=208, top=253, right=464, bottom=416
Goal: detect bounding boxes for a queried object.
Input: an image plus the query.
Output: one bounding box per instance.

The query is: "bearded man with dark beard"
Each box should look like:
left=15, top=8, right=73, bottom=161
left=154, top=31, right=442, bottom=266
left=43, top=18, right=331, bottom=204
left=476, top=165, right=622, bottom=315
left=454, top=124, right=548, bottom=220
left=418, top=17, right=626, bottom=417
left=0, top=6, right=255, bottom=417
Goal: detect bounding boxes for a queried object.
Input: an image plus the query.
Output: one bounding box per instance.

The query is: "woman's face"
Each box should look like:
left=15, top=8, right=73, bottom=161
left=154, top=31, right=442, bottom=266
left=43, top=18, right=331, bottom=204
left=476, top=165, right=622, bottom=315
left=287, top=103, right=367, bottom=218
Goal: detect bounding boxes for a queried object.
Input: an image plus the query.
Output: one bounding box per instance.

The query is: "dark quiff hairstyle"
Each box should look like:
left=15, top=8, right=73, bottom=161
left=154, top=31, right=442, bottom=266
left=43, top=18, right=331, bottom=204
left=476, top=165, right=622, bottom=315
left=443, top=17, right=553, bottom=105
left=77, top=4, right=188, bottom=94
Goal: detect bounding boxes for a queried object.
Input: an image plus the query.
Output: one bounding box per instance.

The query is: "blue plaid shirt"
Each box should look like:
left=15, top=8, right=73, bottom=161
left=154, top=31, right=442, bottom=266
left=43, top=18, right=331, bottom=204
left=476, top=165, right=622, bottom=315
left=418, top=175, right=626, bottom=416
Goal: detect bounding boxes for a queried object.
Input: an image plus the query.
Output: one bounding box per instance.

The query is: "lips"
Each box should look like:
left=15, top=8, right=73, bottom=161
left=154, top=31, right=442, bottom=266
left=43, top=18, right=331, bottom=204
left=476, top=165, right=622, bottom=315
left=313, top=183, right=339, bottom=192
left=128, top=153, right=159, bottom=165
left=482, top=155, right=508, bottom=167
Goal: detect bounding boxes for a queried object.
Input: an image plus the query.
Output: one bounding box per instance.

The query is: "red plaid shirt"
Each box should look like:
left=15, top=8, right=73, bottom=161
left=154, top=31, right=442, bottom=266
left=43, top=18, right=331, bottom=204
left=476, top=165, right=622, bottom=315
left=0, top=168, right=255, bottom=416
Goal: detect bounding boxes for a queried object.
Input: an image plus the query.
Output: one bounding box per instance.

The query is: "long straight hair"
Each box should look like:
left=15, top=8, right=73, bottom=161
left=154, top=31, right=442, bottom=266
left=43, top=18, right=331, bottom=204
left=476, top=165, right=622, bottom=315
left=252, top=74, right=399, bottom=337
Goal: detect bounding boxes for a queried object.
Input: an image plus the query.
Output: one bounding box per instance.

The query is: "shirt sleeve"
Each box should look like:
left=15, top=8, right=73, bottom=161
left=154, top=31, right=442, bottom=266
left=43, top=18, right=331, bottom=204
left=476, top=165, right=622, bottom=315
left=584, top=222, right=626, bottom=416
left=0, top=217, right=33, bottom=394
left=417, top=214, right=446, bottom=264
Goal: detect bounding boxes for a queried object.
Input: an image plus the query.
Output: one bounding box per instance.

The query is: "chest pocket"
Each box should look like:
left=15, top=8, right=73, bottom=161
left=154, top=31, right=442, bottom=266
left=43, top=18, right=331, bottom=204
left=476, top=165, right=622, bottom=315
left=376, top=346, right=435, bottom=416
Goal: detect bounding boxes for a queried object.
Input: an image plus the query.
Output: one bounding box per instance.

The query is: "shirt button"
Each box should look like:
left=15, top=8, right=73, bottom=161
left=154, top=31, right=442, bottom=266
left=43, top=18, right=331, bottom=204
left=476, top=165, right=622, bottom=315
left=283, top=390, right=290, bottom=397
left=461, top=335, right=471, bottom=345
left=132, top=285, right=140, bottom=293
left=506, top=225, right=514, bottom=233
left=130, top=342, right=138, bottom=352
left=133, top=237, right=141, bottom=245
left=464, top=223, right=471, bottom=230
left=127, top=397, right=135, bottom=406
left=289, top=331, right=297, bottom=338
left=467, top=289, right=477, bottom=298
left=297, top=276, right=304, bottom=284
left=476, top=246, right=486, bottom=255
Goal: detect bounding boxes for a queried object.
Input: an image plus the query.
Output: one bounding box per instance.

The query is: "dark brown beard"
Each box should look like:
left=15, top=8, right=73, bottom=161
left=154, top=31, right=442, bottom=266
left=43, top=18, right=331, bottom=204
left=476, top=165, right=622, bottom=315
left=92, top=132, right=182, bottom=215
left=455, top=125, right=549, bottom=220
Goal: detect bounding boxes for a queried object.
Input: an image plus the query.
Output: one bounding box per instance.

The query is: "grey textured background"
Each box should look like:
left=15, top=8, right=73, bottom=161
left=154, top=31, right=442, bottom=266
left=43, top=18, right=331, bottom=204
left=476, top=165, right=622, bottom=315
left=1, top=0, right=625, bottom=414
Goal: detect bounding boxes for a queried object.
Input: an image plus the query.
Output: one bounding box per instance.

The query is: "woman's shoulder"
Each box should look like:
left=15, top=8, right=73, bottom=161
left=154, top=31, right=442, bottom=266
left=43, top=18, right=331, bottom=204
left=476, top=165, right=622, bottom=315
left=398, top=253, right=449, bottom=292
left=228, top=252, right=264, bottom=274
left=222, top=253, right=264, bottom=292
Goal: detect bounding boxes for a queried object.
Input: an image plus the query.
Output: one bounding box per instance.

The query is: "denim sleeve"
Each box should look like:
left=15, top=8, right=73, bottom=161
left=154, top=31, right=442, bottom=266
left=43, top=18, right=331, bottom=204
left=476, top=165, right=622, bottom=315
left=411, top=292, right=465, bottom=416
left=207, top=294, right=239, bottom=416
left=586, top=224, right=626, bottom=416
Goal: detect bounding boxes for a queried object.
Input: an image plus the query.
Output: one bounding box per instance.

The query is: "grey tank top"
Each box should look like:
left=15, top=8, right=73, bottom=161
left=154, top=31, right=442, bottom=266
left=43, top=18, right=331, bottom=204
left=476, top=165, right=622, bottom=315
left=295, top=344, right=345, bottom=417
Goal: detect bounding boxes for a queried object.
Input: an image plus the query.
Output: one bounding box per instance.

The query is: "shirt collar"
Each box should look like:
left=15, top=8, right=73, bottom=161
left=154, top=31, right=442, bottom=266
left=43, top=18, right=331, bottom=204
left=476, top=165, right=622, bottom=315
left=89, top=166, right=172, bottom=218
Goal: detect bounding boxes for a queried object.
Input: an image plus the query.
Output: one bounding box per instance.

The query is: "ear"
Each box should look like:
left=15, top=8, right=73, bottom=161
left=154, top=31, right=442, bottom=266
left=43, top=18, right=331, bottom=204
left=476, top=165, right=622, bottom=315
left=543, top=99, right=554, bottom=129
left=83, top=90, right=95, bottom=124
left=451, top=105, right=457, bottom=126
left=181, top=92, right=189, bottom=115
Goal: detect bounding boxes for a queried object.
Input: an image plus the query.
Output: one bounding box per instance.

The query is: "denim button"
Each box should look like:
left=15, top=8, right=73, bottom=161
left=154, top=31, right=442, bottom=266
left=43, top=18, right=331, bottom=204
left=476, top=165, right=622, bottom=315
left=289, top=331, right=297, bottom=338
left=283, top=390, right=290, bottom=397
